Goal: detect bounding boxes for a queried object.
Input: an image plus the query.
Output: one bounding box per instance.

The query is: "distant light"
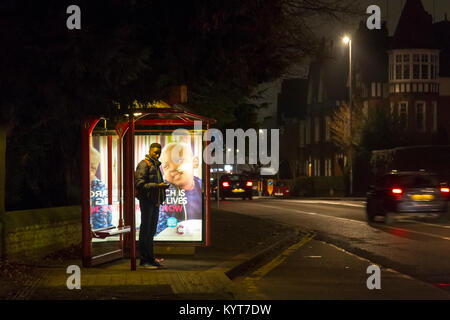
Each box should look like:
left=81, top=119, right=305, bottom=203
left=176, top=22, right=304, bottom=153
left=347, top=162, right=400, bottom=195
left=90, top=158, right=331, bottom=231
left=343, top=36, right=350, bottom=44
left=392, top=188, right=403, bottom=194
left=133, top=113, right=142, bottom=116
left=227, top=148, right=231, bottom=152
left=224, top=164, right=233, bottom=172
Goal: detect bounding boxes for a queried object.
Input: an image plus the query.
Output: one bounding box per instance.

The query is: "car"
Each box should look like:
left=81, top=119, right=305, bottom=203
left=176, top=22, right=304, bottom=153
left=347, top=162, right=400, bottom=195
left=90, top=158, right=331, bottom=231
left=211, top=174, right=253, bottom=200
left=366, top=170, right=449, bottom=225
left=273, top=181, right=290, bottom=198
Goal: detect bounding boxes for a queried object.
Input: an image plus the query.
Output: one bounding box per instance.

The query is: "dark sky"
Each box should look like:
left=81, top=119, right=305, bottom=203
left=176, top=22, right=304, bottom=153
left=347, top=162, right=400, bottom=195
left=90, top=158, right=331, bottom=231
left=363, top=0, right=450, bottom=34
left=314, top=0, right=450, bottom=40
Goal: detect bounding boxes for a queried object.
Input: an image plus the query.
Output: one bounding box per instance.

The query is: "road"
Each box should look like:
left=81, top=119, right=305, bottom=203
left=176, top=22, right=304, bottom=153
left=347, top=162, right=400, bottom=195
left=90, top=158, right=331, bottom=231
left=213, top=198, right=450, bottom=299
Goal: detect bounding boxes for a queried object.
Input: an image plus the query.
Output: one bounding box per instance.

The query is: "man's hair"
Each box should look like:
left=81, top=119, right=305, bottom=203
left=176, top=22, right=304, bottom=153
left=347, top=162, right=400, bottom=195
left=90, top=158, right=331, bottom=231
left=149, top=143, right=161, bottom=150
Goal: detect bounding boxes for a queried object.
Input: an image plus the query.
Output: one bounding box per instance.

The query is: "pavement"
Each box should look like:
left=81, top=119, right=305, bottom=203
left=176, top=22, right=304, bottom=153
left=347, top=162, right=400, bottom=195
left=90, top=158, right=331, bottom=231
left=0, top=207, right=302, bottom=300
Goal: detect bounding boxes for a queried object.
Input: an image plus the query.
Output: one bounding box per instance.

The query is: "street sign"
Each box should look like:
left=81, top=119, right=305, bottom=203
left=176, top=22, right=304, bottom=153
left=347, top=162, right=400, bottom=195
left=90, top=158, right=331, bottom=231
left=267, top=179, right=274, bottom=196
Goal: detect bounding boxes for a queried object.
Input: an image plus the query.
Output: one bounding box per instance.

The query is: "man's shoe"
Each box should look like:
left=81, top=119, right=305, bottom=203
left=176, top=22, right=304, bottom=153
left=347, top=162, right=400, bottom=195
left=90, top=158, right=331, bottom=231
left=150, top=260, right=167, bottom=269
left=140, top=263, right=158, bottom=270
left=155, top=257, right=165, bottom=263
left=151, top=260, right=162, bottom=267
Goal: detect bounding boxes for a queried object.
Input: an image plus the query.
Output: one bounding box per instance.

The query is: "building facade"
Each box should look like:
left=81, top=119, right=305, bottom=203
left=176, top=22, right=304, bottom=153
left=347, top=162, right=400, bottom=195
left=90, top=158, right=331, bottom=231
left=292, top=0, right=450, bottom=187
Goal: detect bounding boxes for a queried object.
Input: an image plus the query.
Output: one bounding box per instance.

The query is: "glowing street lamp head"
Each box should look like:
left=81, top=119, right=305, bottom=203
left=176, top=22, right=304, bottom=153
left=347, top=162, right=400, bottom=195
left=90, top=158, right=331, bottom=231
left=343, top=36, right=350, bottom=44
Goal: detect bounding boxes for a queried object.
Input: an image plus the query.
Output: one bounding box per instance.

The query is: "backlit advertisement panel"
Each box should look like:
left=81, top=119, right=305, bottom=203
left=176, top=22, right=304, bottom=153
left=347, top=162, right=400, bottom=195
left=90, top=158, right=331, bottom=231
left=135, top=132, right=204, bottom=242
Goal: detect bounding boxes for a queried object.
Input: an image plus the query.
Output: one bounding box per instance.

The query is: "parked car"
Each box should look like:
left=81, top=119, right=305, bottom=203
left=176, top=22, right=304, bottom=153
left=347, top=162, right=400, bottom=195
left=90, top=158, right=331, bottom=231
left=366, top=170, right=449, bottom=225
left=273, top=181, right=290, bottom=198
left=211, top=174, right=253, bottom=200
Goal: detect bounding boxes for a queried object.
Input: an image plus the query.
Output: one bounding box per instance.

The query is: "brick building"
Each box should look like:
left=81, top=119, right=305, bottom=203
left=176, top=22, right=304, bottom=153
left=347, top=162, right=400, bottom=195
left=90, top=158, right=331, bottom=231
left=289, top=0, right=450, bottom=185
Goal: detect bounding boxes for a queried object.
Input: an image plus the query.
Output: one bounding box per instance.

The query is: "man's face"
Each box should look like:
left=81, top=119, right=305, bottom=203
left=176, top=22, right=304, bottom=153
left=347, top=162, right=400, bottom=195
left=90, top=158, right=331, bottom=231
left=161, top=145, right=197, bottom=189
left=149, top=147, right=161, bottom=160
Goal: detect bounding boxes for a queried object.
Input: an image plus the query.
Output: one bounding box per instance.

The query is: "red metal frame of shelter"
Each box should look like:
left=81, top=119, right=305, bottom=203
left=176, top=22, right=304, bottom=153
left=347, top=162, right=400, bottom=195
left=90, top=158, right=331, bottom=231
left=81, top=107, right=216, bottom=270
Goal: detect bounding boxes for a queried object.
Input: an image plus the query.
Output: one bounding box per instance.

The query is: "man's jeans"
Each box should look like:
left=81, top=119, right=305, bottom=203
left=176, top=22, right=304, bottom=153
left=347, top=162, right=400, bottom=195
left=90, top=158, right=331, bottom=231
left=138, top=199, right=160, bottom=264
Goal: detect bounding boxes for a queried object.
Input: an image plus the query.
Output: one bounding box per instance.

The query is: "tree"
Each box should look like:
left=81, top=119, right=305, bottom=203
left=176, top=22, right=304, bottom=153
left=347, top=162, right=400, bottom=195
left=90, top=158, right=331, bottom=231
left=0, top=0, right=363, bottom=209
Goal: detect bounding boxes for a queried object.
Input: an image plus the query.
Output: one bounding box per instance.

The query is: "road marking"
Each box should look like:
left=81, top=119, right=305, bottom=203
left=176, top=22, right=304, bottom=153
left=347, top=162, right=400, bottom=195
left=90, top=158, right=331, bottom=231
left=251, top=203, right=450, bottom=242
left=401, top=219, right=450, bottom=229
left=273, top=199, right=366, bottom=208
left=242, top=232, right=315, bottom=293
left=253, top=203, right=363, bottom=224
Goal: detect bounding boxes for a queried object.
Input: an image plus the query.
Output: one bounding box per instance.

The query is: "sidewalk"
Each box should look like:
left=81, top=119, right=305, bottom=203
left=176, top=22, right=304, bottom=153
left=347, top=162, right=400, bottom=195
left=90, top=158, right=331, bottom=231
left=0, top=208, right=301, bottom=300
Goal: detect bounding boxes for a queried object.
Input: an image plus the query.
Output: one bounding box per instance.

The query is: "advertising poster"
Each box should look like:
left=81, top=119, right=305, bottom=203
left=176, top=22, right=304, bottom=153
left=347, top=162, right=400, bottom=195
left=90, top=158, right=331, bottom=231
left=135, top=132, right=204, bottom=242
left=89, top=131, right=204, bottom=243
left=90, top=135, right=121, bottom=242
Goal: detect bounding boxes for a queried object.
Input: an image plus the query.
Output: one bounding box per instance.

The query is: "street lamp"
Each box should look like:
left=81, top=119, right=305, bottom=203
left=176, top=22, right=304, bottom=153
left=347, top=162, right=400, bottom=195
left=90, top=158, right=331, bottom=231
left=343, top=35, right=353, bottom=196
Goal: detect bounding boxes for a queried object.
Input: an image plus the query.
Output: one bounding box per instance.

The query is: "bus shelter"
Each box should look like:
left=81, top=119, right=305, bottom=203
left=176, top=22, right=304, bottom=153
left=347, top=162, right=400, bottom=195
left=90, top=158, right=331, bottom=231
left=81, top=103, right=215, bottom=270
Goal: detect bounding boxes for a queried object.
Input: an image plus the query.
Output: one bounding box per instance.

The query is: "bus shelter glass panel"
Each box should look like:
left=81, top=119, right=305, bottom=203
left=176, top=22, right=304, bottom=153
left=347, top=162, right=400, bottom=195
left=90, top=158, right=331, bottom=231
left=90, top=121, right=123, bottom=252
left=134, top=130, right=204, bottom=242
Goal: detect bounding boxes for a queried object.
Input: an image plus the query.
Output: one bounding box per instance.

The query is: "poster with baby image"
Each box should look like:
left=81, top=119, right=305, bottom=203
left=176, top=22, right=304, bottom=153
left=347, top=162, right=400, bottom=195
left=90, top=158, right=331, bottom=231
left=134, top=132, right=204, bottom=242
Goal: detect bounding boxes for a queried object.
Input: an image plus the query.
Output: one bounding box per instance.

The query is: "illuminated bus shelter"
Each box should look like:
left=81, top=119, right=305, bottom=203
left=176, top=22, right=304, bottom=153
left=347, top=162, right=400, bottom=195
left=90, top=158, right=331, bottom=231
left=81, top=103, right=215, bottom=270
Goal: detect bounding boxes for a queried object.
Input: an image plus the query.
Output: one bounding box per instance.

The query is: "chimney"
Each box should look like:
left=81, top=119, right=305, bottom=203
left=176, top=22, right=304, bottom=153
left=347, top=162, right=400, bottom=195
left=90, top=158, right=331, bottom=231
left=167, top=85, right=187, bottom=105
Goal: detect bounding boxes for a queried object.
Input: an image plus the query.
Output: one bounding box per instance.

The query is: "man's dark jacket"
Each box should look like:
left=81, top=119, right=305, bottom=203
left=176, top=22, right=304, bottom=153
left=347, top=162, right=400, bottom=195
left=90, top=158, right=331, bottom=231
left=135, top=156, right=166, bottom=204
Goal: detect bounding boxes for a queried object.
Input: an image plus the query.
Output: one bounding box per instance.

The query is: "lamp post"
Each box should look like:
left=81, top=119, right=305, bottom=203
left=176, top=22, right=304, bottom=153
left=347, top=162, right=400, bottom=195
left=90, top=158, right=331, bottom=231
left=343, top=36, right=353, bottom=196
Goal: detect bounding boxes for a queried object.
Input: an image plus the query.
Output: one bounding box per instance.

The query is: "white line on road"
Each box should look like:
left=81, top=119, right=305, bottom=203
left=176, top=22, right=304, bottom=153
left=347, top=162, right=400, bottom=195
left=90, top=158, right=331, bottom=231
left=251, top=203, right=450, bottom=241
left=270, top=199, right=450, bottom=229
left=272, top=199, right=366, bottom=208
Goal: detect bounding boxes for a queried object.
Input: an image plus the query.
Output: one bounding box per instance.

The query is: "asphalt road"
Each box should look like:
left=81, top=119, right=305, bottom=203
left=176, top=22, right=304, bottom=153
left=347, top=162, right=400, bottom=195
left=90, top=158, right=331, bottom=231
left=213, top=198, right=450, bottom=299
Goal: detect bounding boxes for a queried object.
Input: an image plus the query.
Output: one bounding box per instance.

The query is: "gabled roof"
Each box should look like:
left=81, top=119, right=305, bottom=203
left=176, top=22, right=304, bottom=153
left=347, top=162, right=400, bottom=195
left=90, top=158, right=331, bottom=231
left=391, top=0, right=437, bottom=49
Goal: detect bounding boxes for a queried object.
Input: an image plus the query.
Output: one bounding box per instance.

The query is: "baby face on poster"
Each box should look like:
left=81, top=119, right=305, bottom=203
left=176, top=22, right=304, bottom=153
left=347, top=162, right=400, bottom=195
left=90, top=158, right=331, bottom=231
left=159, top=141, right=199, bottom=191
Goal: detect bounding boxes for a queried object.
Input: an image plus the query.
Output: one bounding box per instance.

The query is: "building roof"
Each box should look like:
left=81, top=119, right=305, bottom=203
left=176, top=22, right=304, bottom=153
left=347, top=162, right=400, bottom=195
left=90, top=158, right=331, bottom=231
left=391, top=0, right=438, bottom=49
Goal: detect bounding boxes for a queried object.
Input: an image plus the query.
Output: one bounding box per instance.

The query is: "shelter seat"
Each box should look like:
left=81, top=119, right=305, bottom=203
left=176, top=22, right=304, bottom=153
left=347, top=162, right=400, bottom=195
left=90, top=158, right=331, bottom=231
left=92, top=226, right=131, bottom=239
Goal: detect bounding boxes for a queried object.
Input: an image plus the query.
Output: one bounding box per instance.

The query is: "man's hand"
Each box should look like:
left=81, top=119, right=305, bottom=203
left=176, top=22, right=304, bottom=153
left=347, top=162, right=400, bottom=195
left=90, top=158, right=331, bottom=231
left=158, top=182, right=169, bottom=189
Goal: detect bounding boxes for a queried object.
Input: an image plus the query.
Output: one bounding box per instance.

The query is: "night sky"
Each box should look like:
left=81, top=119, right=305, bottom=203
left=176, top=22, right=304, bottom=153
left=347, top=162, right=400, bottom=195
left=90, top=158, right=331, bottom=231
left=315, top=0, right=450, bottom=40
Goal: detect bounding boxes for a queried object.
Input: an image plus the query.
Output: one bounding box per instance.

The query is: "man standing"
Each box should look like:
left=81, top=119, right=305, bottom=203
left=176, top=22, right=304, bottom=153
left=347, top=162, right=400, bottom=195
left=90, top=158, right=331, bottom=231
left=135, top=143, right=169, bottom=269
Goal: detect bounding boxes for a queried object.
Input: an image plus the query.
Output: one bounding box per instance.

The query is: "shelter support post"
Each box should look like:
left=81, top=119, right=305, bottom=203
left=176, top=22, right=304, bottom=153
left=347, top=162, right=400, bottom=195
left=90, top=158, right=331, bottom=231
left=0, top=126, right=6, bottom=260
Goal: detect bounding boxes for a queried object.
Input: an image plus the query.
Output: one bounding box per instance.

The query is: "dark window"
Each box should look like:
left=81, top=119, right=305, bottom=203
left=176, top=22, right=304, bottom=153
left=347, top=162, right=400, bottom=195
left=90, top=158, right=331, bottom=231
left=413, top=65, right=420, bottom=79
left=403, top=64, right=410, bottom=79
left=416, top=103, right=425, bottom=131
left=396, top=65, right=402, bottom=80
left=391, top=175, right=440, bottom=188
left=422, top=64, right=428, bottom=79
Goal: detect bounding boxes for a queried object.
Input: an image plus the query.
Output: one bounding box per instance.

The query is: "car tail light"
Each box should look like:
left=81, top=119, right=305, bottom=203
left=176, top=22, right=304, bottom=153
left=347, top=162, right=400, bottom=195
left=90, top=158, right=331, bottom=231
left=441, top=187, right=450, bottom=193
left=392, top=188, right=403, bottom=194
left=246, top=181, right=253, bottom=187
left=222, top=181, right=230, bottom=187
